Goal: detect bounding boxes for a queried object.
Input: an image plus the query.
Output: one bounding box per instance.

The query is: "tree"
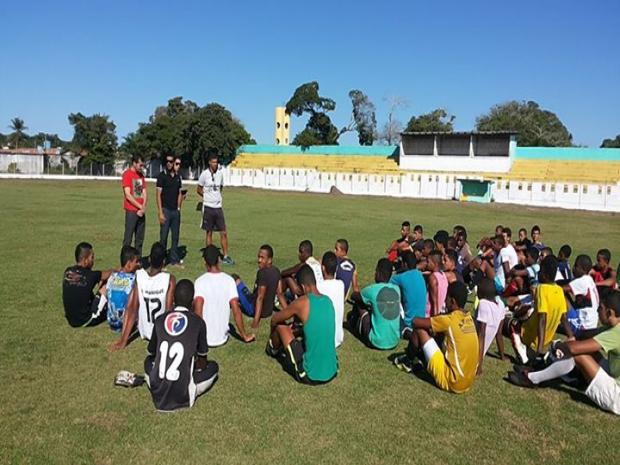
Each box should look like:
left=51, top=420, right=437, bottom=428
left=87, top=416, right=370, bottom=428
left=68, top=113, right=118, bottom=164
left=405, top=108, right=454, bottom=133
left=8, top=117, right=28, bottom=148
left=476, top=100, right=572, bottom=147
left=601, top=134, right=620, bottom=148
left=122, top=98, right=253, bottom=168
left=286, top=81, right=339, bottom=147
left=340, top=90, right=376, bottom=145
left=377, top=95, right=408, bottom=145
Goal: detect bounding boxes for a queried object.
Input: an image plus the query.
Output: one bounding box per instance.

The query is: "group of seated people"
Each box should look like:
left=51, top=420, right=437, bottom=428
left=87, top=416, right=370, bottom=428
left=62, top=222, right=620, bottom=414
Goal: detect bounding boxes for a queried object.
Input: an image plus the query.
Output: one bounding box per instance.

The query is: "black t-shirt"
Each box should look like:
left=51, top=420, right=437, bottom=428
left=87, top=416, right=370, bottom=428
left=156, top=170, right=182, bottom=210
left=62, top=266, right=102, bottom=327
left=146, top=309, right=208, bottom=411
left=515, top=238, right=532, bottom=250
left=253, top=266, right=281, bottom=318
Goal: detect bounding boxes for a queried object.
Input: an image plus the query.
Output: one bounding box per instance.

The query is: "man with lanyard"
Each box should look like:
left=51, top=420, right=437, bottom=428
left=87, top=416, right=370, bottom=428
left=121, top=154, right=147, bottom=257
left=156, top=154, right=184, bottom=267
left=197, top=152, right=234, bottom=265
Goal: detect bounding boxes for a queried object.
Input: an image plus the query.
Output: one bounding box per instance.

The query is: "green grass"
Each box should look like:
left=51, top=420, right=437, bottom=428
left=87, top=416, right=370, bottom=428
left=1, top=179, right=618, bottom=465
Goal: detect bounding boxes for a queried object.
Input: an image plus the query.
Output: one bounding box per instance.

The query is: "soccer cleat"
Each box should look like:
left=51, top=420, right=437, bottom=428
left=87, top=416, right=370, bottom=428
left=265, top=340, right=279, bottom=358
left=222, top=256, right=235, bottom=265
left=114, top=370, right=146, bottom=388
left=394, top=354, right=424, bottom=374
left=506, top=370, right=535, bottom=389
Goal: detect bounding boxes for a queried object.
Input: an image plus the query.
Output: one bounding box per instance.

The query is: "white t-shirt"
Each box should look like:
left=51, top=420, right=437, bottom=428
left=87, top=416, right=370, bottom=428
left=317, top=279, right=345, bottom=348
left=494, top=244, right=519, bottom=288
left=197, top=168, right=224, bottom=208
left=194, top=271, right=238, bottom=346
left=569, top=275, right=600, bottom=330
left=476, top=298, right=506, bottom=356
left=135, top=269, right=170, bottom=340
left=305, top=256, right=324, bottom=285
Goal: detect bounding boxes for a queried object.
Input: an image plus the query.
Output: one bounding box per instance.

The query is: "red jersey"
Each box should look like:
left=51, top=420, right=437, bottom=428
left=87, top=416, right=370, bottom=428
left=121, top=168, right=146, bottom=212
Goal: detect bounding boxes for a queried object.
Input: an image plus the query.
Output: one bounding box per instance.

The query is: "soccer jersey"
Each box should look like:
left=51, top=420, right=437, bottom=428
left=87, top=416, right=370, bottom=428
left=569, top=275, right=600, bottom=330
left=194, top=271, right=238, bottom=346
left=303, top=294, right=338, bottom=382
left=430, top=310, right=479, bottom=393
left=526, top=263, right=540, bottom=287
left=62, top=266, right=102, bottom=327
left=136, top=269, right=171, bottom=340
left=594, top=324, right=620, bottom=382
left=106, top=271, right=136, bottom=332
left=361, top=283, right=402, bottom=349
left=146, top=307, right=209, bottom=411
left=522, top=283, right=567, bottom=349
left=317, top=279, right=345, bottom=347
left=390, top=269, right=427, bottom=327
left=335, top=257, right=357, bottom=297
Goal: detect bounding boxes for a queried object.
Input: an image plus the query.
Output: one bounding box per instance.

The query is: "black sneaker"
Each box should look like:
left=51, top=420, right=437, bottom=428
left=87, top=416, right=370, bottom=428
left=506, top=370, right=535, bottom=389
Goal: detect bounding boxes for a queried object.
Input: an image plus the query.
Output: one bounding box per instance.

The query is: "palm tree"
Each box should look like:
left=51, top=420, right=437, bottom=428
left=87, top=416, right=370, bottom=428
left=9, top=117, right=28, bottom=148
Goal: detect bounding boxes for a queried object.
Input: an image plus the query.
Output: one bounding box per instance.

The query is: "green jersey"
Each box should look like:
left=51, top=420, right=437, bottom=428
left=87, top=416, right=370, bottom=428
left=594, top=323, right=620, bottom=382
left=304, top=294, right=338, bottom=382
left=361, top=283, right=402, bottom=350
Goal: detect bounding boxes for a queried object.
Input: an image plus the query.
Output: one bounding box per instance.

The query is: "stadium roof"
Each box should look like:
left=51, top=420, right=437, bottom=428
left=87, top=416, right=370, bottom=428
left=400, top=130, right=518, bottom=136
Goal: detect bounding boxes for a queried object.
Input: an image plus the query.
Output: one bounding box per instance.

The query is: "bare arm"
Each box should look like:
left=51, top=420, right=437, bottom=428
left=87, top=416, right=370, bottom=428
left=429, top=274, right=439, bottom=316
left=276, top=280, right=287, bottom=310
left=561, top=338, right=603, bottom=356
left=156, top=187, right=165, bottom=224
left=196, top=185, right=204, bottom=197
left=231, top=298, right=255, bottom=342
left=193, top=297, right=204, bottom=319
left=477, top=322, right=486, bottom=375
left=412, top=317, right=432, bottom=331
left=561, top=313, right=574, bottom=340
left=166, top=275, right=176, bottom=311
left=252, top=285, right=267, bottom=329
left=281, top=262, right=303, bottom=279
left=352, top=272, right=360, bottom=294
left=271, top=297, right=305, bottom=327
left=596, top=269, right=617, bottom=288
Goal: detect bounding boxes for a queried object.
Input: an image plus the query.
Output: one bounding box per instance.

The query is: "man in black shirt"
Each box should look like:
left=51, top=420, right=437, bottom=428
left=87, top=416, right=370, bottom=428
left=233, top=244, right=285, bottom=330
left=156, top=155, right=184, bottom=266
left=62, top=242, right=113, bottom=327
left=145, top=279, right=219, bottom=411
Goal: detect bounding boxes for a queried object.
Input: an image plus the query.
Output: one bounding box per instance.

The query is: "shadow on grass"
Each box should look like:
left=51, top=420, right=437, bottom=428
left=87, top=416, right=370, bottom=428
left=387, top=352, right=437, bottom=388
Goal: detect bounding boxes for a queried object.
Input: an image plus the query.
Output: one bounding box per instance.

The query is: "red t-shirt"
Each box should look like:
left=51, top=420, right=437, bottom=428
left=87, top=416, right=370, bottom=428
left=121, top=168, right=146, bottom=212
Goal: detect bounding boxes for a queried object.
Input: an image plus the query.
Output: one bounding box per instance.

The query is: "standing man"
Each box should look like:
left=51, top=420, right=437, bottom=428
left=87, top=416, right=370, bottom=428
left=122, top=154, right=147, bottom=256
left=156, top=154, right=183, bottom=267
left=197, top=152, right=234, bottom=265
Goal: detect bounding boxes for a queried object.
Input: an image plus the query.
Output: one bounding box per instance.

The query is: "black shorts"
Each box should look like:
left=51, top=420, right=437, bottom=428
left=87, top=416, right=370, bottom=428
left=346, top=307, right=372, bottom=347
left=282, top=339, right=334, bottom=385
left=202, top=207, right=226, bottom=232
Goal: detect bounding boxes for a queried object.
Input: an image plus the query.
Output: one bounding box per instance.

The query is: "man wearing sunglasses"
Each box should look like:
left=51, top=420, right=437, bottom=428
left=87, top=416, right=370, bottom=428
left=197, top=152, right=234, bottom=265
left=156, top=155, right=184, bottom=267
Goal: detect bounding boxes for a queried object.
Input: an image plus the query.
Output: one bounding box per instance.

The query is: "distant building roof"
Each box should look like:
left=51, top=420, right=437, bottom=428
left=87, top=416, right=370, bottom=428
left=0, top=147, right=62, bottom=156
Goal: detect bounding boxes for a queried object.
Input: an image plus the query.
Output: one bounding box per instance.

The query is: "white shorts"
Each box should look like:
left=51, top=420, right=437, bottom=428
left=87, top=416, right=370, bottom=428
left=585, top=367, right=620, bottom=415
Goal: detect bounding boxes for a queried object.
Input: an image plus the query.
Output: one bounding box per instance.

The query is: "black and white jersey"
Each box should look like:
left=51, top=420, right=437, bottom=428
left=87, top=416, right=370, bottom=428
left=146, top=307, right=208, bottom=411
left=136, top=269, right=170, bottom=340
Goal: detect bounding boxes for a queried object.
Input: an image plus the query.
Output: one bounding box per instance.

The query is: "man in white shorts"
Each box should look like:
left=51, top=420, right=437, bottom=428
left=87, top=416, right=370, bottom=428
left=508, top=290, right=620, bottom=415
left=194, top=245, right=255, bottom=346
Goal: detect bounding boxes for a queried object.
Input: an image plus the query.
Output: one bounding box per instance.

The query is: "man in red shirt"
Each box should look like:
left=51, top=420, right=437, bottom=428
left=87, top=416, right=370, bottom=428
left=122, top=154, right=147, bottom=256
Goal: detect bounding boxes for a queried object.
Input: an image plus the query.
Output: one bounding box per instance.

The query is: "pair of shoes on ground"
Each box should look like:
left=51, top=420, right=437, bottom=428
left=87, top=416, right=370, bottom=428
left=114, top=370, right=146, bottom=388
left=393, top=354, right=424, bottom=374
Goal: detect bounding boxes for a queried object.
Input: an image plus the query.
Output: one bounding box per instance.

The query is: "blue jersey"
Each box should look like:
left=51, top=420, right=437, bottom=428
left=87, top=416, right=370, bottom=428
left=335, top=257, right=356, bottom=297
left=106, top=271, right=136, bottom=332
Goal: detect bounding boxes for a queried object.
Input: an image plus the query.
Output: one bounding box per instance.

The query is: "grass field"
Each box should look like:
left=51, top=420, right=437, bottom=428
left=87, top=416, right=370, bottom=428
left=1, top=179, right=619, bottom=465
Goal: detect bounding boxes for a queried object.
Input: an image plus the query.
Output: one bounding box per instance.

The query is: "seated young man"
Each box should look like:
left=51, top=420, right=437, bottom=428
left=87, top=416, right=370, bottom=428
left=564, top=254, right=600, bottom=337
left=334, top=238, right=359, bottom=298
left=387, top=221, right=412, bottom=262
left=425, top=251, right=448, bottom=316
left=233, top=244, right=284, bottom=330
left=347, top=258, right=402, bottom=350
left=394, top=281, right=479, bottom=394
left=317, top=251, right=345, bottom=348
left=266, top=265, right=338, bottom=385
left=281, top=240, right=323, bottom=297
left=492, top=234, right=519, bottom=295
left=194, top=245, right=255, bottom=346
left=591, top=248, right=618, bottom=292
left=105, top=245, right=141, bottom=332
left=531, top=225, right=545, bottom=252
left=508, top=255, right=573, bottom=366
left=442, top=249, right=460, bottom=284
left=144, top=279, right=219, bottom=411
left=514, top=228, right=532, bottom=253
left=507, top=247, right=540, bottom=297
left=556, top=244, right=573, bottom=283
left=62, top=242, right=113, bottom=328
left=390, top=253, right=427, bottom=338
left=508, top=290, right=620, bottom=416
left=475, top=278, right=506, bottom=375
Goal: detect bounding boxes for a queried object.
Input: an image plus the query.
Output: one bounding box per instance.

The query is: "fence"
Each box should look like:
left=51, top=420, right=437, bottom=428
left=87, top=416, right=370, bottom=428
left=1, top=166, right=618, bottom=213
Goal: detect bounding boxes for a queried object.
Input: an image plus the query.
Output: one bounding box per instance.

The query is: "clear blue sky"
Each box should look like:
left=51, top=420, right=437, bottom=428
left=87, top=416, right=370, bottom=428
left=1, top=0, right=618, bottom=147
